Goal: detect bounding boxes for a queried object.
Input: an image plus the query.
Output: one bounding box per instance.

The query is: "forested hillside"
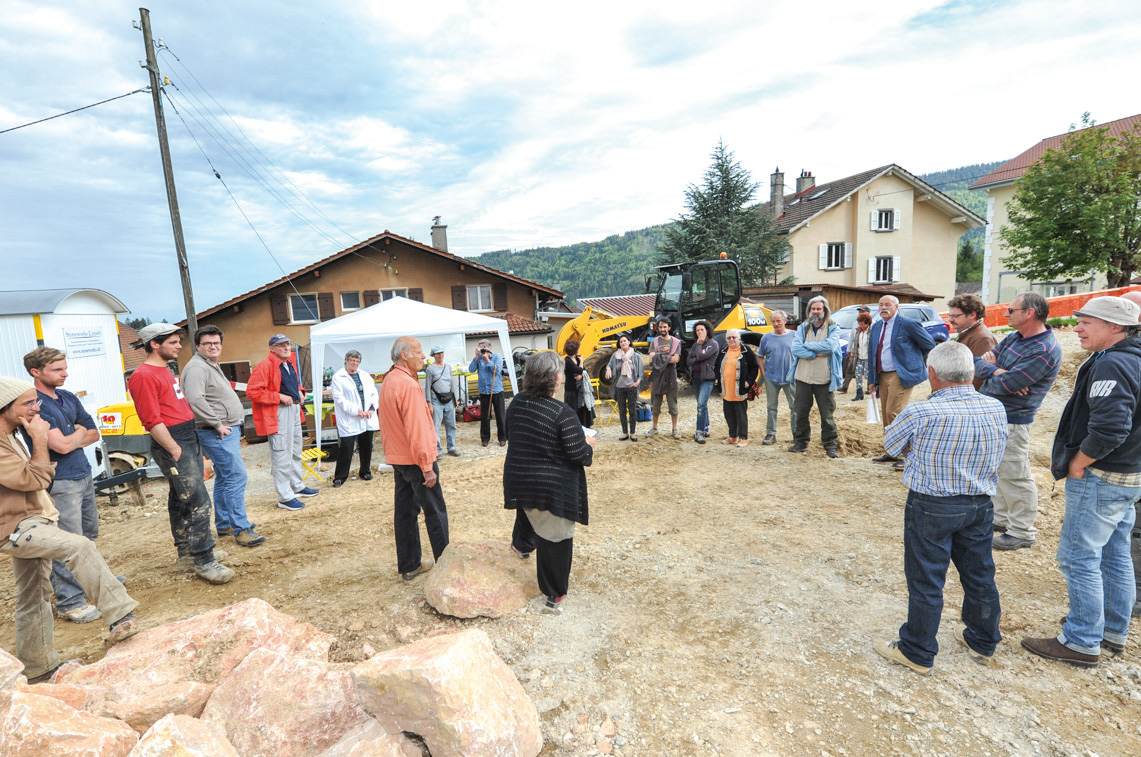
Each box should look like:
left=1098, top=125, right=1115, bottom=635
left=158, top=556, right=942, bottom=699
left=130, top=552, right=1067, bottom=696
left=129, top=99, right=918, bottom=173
left=469, top=161, right=1007, bottom=302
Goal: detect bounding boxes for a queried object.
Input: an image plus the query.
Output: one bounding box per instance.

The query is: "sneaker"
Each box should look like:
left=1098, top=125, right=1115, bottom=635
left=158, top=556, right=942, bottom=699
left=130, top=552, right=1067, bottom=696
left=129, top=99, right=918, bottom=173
left=694, top=432, right=705, bottom=444
left=645, top=428, right=659, bottom=437
left=194, top=561, right=236, bottom=585
left=703, top=431, right=712, bottom=438
left=108, top=612, right=140, bottom=643
left=401, top=562, right=432, bottom=581
left=762, top=434, right=776, bottom=445
left=1021, top=636, right=1099, bottom=668
left=957, top=627, right=993, bottom=664
left=993, top=533, right=1035, bottom=550
left=787, top=443, right=807, bottom=453
left=826, top=447, right=840, bottom=459
left=175, top=549, right=228, bottom=571
left=61, top=603, right=101, bottom=624
left=447, top=449, right=461, bottom=457
left=234, top=528, right=266, bottom=547
left=278, top=498, right=306, bottom=511
left=737, top=439, right=749, bottom=448
left=542, top=595, right=565, bottom=614
left=296, top=487, right=320, bottom=497
left=511, top=545, right=532, bottom=559
left=672, top=431, right=682, bottom=440
left=874, top=639, right=932, bottom=674
left=216, top=527, right=234, bottom=537
left=722, top=437, right=739, bottom=445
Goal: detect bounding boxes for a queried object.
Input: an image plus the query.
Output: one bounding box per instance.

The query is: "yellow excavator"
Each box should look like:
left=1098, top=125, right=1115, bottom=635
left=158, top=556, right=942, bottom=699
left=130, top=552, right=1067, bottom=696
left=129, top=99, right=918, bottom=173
left=554, top=256, right=775, bottom=395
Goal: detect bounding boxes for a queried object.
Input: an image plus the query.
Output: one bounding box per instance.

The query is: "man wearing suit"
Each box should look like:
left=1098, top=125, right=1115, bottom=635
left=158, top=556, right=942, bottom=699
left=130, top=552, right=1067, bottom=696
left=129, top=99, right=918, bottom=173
left=868, top=295, right=936, bottom=471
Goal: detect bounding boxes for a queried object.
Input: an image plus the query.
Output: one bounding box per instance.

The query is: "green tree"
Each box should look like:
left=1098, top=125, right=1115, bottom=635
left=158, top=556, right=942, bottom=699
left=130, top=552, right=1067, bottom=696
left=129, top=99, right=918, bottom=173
left=657, top=140, right=791, bottom=286
left=956, top=239, right=983, bottom=281
left=124, top=316, right=152, bottom=330
left=1000, top=114, right=1141, bottom=288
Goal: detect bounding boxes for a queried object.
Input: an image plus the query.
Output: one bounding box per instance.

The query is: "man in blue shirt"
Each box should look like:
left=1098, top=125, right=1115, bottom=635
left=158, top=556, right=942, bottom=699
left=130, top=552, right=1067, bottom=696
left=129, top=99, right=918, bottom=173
left=23, top=347, right=107, bottom=624
left=875, top=341, right=1008, bottom=674
left=468, top=339, right=507, bottom=447
left=868, top=295, right=936, bottom=471
left=758, top=310, right=797, bottom=446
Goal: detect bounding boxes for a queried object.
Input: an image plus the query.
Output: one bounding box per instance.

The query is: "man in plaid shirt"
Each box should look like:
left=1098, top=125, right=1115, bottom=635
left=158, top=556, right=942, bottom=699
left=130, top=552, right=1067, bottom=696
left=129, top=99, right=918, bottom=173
left=874, top=342, right=1009, bottom=674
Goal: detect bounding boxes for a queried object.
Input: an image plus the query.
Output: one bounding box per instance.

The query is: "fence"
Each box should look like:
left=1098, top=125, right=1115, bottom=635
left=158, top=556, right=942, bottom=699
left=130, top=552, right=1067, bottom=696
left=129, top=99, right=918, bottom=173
left=942, top=285, right=1141, bottom=328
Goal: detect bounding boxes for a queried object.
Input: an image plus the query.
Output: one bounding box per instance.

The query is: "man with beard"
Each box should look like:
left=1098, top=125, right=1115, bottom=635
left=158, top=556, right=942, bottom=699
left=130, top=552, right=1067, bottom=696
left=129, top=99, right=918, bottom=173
left=787, top=296, right=843, bottom=458
left=646, top=317, right=683, bottom=439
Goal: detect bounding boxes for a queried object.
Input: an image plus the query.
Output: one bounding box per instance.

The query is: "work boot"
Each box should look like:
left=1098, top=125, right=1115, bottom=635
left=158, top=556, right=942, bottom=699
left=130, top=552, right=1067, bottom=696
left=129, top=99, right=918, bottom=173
left=176, top=549, right=228, bottom=572
left=195, top=561, right=236, bottom=585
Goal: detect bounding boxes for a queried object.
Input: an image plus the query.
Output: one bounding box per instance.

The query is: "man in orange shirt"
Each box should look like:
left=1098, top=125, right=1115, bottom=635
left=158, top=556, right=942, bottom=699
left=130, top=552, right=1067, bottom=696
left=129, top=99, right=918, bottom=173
left=378, top=336, right=450, bottom=581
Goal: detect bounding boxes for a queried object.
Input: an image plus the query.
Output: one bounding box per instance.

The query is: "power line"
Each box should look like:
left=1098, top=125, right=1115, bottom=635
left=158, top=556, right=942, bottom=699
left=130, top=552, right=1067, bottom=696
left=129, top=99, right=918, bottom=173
left=0, top=88, right=149, bottom=135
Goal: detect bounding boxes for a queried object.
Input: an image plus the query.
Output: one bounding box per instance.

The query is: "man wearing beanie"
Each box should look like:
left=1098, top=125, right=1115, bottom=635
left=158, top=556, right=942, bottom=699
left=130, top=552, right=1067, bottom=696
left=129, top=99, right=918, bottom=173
left=1023, top=296, right=1141, bottom=668
left=0, top=376, right=140, bottom=682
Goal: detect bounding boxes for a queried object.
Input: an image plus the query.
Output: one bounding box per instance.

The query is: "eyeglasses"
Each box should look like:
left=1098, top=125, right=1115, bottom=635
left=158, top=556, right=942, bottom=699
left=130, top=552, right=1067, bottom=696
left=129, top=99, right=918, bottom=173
left=726, top=336, right=740, bottom=340
left=1006, top=307, right=1028, bottom=315
left=199, top=341, right=222, bottom=348
left=21, top=399, right=42, bottom=409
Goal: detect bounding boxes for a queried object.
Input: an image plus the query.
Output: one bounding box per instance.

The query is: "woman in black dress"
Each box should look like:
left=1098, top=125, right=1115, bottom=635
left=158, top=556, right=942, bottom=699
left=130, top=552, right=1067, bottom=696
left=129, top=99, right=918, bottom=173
left=562, top=339, right=594, bottom=428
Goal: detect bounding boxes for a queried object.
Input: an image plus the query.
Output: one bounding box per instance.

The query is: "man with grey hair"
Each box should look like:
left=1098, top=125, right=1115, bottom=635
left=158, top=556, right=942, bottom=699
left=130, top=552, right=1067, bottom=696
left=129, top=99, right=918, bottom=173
left=868, top=295, right=936, bottom=471
left=379, top=336, right=449, bottom=581
left=758, top=310, right=796, bottom=445
left=787, top=296, right=843, bottom=457
left=425, top=346, right=460, bottom=457
left=874, top=342, right=1008, bottom=674
left=1022, top=296, right=1141, bottom=668
left=468, top=339, right=507, bottom=447
left=975, top=291, right=1062, bottom=550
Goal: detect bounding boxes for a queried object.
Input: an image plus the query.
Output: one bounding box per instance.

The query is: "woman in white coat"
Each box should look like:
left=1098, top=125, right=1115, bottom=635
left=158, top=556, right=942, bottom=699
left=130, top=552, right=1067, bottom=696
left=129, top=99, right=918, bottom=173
left=330, top=350, right=380, bottom=487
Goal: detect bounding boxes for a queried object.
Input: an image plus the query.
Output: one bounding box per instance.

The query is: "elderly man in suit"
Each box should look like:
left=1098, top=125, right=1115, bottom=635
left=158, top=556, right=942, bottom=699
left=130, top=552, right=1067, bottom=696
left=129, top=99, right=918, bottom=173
left=868, top=295, right=936, bottom=471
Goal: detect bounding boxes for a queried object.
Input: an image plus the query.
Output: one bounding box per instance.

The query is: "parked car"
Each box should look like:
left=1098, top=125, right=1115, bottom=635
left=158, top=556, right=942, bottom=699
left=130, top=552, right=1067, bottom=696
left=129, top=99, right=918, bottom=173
left=831, top=303, right=949, bottom=358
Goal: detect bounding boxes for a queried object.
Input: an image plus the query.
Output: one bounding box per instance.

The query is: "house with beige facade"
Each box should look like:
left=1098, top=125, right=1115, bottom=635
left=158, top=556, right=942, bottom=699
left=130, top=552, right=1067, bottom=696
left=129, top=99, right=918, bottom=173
left=970, top=113, right=1141, bottom=305
left=758, top=164, right=984, bottom=309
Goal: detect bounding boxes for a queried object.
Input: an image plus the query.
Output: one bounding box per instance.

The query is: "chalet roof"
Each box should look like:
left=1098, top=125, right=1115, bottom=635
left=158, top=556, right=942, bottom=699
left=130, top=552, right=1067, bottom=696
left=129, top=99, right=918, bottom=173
left=470, top=312, right=553, bottom=337
left=576, top=294, right=656, bottom=317
left=186, top=230, right=563, bottom=323
left=971, top=113, right=1141, bottom=189
left=756, top=164, right=984, bottom=234
left=0, top=289, right=129, bottom=316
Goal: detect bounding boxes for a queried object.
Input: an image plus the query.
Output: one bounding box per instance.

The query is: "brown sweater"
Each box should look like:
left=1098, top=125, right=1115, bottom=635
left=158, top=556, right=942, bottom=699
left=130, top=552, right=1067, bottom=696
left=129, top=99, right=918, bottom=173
left=956, top=322, right=998, bottom=390
left=0, top=431, right=58, bottom=541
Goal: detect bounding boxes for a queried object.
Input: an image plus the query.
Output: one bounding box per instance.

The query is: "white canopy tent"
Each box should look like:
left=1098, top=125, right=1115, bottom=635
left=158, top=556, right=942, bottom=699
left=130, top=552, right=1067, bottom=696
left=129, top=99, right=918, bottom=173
left=308, top=296, right=517, bottom=450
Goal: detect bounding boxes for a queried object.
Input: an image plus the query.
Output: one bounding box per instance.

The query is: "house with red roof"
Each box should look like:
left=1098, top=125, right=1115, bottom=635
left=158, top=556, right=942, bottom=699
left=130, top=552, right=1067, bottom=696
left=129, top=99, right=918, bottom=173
left=970, top=113, right=1141, bottom=304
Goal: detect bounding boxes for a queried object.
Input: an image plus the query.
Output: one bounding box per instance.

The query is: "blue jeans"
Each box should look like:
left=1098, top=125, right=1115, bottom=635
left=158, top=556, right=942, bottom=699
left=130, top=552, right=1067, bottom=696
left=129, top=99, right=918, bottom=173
left=898, top=490, right=1002, bottom=668
left=48, top=474, right=99, bottom=612
left=197, top=427, right=252, bottom=534
left=1057, top=471, right=1140, bottom=654
left=431, top=398, right=457, bottom=453
left=693, top=380, right=714, bottom=435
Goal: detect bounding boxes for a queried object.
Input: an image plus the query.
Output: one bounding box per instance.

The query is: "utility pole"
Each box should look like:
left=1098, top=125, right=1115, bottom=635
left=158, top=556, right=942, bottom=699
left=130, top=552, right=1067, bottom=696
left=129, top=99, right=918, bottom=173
left=138, top=7, right=197, bottom=334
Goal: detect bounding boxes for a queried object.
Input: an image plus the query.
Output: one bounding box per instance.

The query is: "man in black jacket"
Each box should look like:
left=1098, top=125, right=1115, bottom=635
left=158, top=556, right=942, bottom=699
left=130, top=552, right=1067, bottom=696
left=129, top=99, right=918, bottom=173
left=1023, top=296, right=1141, bottom=669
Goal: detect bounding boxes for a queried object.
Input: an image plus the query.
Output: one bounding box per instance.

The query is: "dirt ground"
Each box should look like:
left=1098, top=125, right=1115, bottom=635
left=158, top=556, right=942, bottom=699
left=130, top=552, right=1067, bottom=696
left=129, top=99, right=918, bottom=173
left=5, top=328, right=1141, bottom=756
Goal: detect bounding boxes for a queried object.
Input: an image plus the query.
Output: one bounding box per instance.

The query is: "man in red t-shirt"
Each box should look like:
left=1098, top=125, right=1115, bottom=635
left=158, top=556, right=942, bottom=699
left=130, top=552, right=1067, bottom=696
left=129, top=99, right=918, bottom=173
left=127, top=324, right=234, bottom=585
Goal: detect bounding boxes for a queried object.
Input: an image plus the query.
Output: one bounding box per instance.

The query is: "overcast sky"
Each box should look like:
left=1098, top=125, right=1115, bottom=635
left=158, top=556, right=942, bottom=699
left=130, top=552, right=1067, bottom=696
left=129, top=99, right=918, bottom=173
left=3, top=0, right=1139, bottom=320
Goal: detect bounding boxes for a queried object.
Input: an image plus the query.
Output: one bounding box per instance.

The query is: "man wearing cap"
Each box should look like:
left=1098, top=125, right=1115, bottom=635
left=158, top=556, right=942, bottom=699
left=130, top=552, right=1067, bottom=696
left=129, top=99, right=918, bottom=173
left=22, top=346, right=106, bottom=624
left=1023, top=296, right=1141, bottom=668
left=0, top=376, right=140, bottom=682
left=126, top=324, right=233, bottom=584
left=181, top=325, right=264, bottom=547
left=425, top=346, right=460, bottom=457
left=974, top=292, right=1062, bottom=550
left=247, top=335, right=319, bottom=511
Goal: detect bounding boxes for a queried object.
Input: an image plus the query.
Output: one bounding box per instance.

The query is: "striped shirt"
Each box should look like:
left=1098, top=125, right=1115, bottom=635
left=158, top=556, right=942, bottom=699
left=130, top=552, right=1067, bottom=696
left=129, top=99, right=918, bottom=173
left=884, top=384, right=1009, bottom=497
left=974, top=327, right=1061, bottom=424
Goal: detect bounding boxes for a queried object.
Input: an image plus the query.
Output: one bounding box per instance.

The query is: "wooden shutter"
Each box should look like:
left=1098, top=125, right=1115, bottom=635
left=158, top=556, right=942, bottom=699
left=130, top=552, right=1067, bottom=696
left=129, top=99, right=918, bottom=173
left=270, top=293, right=289, bottom=325
left=452, top=285, right=468, bottom=311
left=843, top=243, right=852, bottom=269
left=363, top=290, right=380, bottom=307
left=818, top=244, right=828, bottom=270
left=892, top=256, right=902, bottom=282
left=870, top=211, right=879, bottom=231
left=492, top=282, right=508, bottom=311
left=408, top=288, right=424, bottom=302
left=317, top=292, right=335, bottom=321
left=867, top=258, right=877, bottom=284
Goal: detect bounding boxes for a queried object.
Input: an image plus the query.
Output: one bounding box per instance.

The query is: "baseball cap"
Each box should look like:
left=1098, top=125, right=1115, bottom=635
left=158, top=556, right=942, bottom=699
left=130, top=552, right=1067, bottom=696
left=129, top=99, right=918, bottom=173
left=136, top=323, right=180, bottom=344
left=429, top=345, right=445, bottom=355
left=268, top=334, right=292, bottom=346
left=1074, top=296, right=1141, bottom=326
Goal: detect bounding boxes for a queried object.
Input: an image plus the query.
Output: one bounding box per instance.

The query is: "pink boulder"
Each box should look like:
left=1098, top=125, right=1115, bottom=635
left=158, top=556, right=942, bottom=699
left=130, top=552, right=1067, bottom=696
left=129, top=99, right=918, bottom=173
left=0, top=689, right=138, bottom=756
left=423, top=542, right=541, bottom=619
left=17, top=682, right=106, bottom=714
left=351, top=628, right=542, bottom=757
left=202, top=648, right=371, bottom=756
left=318, top=719, right=424, bottom=757
left=0, top=647, right=23, bottom=689
left=129, top=713, right=239, bottom=756
left=58, top=598, right=333, bottom=733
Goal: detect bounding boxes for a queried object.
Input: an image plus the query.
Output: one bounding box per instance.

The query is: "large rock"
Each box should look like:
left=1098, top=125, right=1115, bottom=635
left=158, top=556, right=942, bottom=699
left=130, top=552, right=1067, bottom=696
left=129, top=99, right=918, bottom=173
left=0, top=647, right=23, bottom=690
left=351, top=628, right=542, bottom=757
left=202, top=648, right=371, bottom=756
left=58, top=598, right=333, bottom=732
left=17, top=682, right=107, bottom=714
left=0, top=689, right=138, bottom=756
left=129, top=713, right=239, bottom=756
left=423, top=542, right=541, bottom=618
left=318, top=720, right=424, bottom=757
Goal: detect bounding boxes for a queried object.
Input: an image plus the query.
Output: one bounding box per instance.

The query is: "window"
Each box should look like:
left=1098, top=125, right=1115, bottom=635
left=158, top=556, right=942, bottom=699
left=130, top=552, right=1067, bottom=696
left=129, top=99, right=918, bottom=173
left=870, top=209, right=901, bottom=232
left=818, top=242, right=850, bottom=271
left=340, top=291, right=361, bottom=311
left=289, top=293, right=319, bottom=323
left=380, top=288, right=407, bottom=301
left=467, top=284, right=493, bottom=311
left=874, top=257, right=895, bottom=284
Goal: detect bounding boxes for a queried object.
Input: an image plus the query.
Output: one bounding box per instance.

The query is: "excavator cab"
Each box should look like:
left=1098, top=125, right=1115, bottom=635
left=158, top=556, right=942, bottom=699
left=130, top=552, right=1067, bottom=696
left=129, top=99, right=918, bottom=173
left=652, top=259, right=742, bottom=340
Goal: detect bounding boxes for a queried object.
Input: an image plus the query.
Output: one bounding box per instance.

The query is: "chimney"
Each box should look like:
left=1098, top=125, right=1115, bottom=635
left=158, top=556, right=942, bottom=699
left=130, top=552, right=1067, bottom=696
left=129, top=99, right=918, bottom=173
left=796, top=170, right=815, bottom=194
left=770, top=168, right=785, bottom=219
left=430, top=215, right=448, bottom=252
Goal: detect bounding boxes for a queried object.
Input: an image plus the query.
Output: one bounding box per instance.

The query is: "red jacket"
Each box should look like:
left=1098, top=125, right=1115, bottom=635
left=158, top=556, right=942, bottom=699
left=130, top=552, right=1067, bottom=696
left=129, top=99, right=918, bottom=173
left=247, top=352, right=306, bottom=436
